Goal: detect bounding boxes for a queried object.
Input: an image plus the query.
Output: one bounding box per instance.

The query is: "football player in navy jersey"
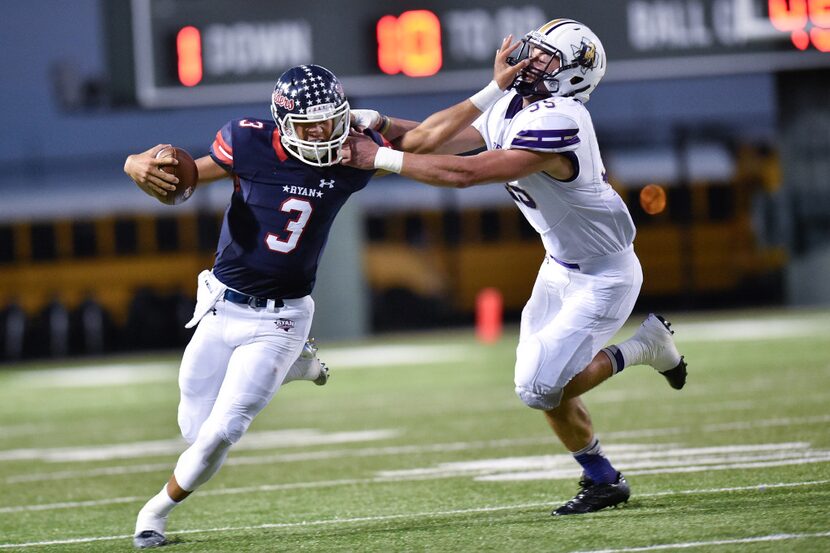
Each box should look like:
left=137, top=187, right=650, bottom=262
left=124, top=64, right=384, bottom=549
left=346, top=23, right=688, bottom=516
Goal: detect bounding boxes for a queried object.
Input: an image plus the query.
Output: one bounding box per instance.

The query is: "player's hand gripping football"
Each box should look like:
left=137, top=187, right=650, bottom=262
left=493, top=35, right=529, bottom=90
left=341, top=129, right=381, bottom=171
left=124, top=144, right=179, bottom=200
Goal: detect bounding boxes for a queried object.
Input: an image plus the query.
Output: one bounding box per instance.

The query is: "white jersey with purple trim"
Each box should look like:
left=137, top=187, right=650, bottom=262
left=473, top=92, right=635, bottom=264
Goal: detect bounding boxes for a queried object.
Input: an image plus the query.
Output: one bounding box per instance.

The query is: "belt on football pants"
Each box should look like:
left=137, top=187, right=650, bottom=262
left=551, top=255, right=581, bottom=270
left=223, top=289, right=284, bottom=308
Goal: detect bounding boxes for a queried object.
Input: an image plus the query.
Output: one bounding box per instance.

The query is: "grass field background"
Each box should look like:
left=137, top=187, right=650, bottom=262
left=1, top=308, right=829, bottom=552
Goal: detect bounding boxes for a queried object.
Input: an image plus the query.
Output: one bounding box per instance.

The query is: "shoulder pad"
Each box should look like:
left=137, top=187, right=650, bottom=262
left=508, top=107, right=580, bottom=153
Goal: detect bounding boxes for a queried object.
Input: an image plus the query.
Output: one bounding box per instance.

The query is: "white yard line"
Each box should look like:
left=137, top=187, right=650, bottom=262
left=675, top=317, right=830, bottom=342
left=477, top=453, right=830, bottom=482
left=5, top=436, right=555, bottom=483
left=572, top=531, right=830, bottom=553
left=0, top=480, right=827, bottom=549
left=6, top=414, right=830, bottom=484
left=2, top=446, right=829, bottom=514
left=8, top=344, right=474, bottom=389
left=316, top=344, right=472, bottom=368
left=0, top=429, right=399, bottom=463
left=12, top=362, right=175, bottom=387
left=7, top=312, right=830, bottom=390
left=0, top=424, right=51, bottom=439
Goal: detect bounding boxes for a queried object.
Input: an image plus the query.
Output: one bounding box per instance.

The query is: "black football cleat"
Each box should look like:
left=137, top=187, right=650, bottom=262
left=133, top=530, right=167, bottom=549
left=552, top=473, right=631, bottom=516
left=659, top=355, right=687, bottom=390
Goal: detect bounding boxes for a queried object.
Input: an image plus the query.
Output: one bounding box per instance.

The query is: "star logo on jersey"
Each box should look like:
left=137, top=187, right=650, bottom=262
left=319, top=179, right=335, bottom=188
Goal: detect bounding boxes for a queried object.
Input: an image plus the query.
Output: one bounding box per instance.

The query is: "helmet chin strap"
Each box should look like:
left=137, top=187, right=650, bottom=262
left=513, top=73, right=557, bottom=98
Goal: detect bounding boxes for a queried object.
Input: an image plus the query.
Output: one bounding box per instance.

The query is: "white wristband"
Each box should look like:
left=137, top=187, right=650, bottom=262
left=469, top=80, right=503, bottom=111
left=374, top=147, right=404, bottom=173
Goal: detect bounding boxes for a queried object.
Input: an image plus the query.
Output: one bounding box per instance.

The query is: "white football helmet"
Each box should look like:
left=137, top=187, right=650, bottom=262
left=271, top=64, right=350, bottom=167
left=508, top=19, right=606, bottom=102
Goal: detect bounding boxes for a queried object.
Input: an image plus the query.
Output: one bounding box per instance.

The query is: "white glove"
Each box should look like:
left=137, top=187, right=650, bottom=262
left=351, top=109, right=382, bottom=130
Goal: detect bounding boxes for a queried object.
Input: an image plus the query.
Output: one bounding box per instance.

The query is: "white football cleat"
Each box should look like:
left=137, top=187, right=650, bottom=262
left=133, top=530, right=167, bottom=549
left=294, top=338, right=329, bottom=386
left=632, top=314, right=687, bottom=389
left=134, top=510, right=168, bottom=549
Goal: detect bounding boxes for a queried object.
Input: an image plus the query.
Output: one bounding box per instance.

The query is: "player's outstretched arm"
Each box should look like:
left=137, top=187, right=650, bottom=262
left=343, top=132, right=572, bottom=188
left=352, top=109, right=480, bottom=155
left=397, top=35, right=527, bottom=155
left=351, top=109, right=419, bottom=143
left=194, top=155, right=231, bottom=184
left=353, top=36, right=526, bottom=156
left=394, top=148, right=568, bottom=187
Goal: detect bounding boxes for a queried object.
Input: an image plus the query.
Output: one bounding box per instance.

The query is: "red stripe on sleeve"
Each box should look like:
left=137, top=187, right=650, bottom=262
left=271, top=128, right=288, bottom=162
left=211, top=142, right=233, bottom=165
left=211, top=131, right=233, bottom=165
left=214, top=130, right=233, bottom=156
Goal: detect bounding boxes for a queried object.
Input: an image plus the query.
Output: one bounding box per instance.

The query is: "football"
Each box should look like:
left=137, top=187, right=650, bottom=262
left=639, top=183, right=667, bottom=215
left=155, top=147, right=199, bottom=205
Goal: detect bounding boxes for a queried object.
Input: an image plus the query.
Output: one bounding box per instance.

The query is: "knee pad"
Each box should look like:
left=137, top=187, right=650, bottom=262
left=178, top=413, right=199, bottom=445
left=193, top=420, right=234, bottom=453
left=515, top=385, right=563, bottom=411
left=515, top=337, right=561, bottom=410
left=175, top=420, right=234, bottom=492
left=213, top=413, right=249, bottom=445
left=192, top=412, right=248, bottom=453
left=179, top=408, right=243, bottom=445
left=178, top=397, right=217, bottom=445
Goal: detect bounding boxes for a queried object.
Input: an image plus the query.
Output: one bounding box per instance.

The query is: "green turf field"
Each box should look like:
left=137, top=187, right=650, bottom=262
left=1, top=308, right=829, bottom=552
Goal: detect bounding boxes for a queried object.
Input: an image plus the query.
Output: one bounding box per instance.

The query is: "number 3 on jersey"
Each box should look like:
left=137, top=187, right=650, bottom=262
left=265, top=198, right=312, bottom=253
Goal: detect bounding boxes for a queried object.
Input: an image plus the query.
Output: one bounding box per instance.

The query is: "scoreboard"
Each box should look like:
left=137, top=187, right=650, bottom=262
left=113, top=0, right=830, bottom=108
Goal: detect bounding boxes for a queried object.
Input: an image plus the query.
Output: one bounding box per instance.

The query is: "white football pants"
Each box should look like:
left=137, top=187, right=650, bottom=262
left=514, top=247, right=642, bottom=411
left=172, top=279, right=313, bottom=492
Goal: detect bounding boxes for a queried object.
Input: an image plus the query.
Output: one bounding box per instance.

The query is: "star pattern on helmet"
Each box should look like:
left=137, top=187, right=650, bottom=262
left=273, top=65, right=346, bottom=118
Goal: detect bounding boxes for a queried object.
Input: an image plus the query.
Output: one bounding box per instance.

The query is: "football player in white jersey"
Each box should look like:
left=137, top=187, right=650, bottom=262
left=345, top=20, right=688, bottom=515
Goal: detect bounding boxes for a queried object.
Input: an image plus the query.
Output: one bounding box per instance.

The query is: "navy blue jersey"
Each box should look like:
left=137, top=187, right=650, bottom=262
left=208, top=118, right=381, bottom=298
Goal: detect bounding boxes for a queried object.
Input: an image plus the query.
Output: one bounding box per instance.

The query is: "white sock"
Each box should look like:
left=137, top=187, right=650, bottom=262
left=283, top=355, right=306, bottom=383
left=135, top=485, right=180, bottom=535
left=616, top=337, right=648, bottom=368
left=602, top=345, right=625, bottom=374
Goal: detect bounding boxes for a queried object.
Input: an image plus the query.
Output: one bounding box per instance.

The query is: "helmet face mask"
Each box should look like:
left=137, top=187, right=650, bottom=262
left=271, top=65, right=350, bottom=167
left=508, top=19, right=606, bottom=103
left=511, top=37, right=564, bottom=98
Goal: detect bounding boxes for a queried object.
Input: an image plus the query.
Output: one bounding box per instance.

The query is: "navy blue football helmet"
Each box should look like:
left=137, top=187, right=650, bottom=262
left=271, top=64, right=350, bottom=166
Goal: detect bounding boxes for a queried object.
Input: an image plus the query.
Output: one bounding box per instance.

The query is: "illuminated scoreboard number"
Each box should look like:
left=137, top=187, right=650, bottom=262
left=176, top=26, right=202, bottom=87
left=166, top=3, right=830, bottom=89
left=167, top=9, right=484, bottom=87
left=376, top=10, right=443, bottom=77
left=768, top=0, right=830, bottom=51
left=173, top=9, right=446, bottom=87
left=121, top=0, right=830, bottom=108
